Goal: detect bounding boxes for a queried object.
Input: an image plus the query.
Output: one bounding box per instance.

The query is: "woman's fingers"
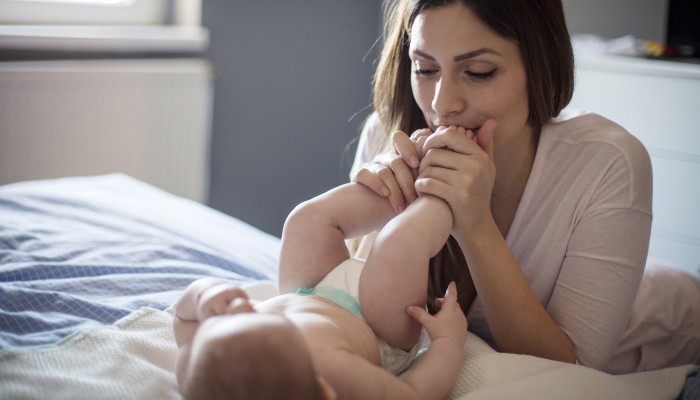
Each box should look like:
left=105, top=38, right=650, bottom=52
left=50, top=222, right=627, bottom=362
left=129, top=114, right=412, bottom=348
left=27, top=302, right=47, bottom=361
left=414, top=171, right=460, bottom=204
left=352, top=128, right=439, bottom=214
left=354, top=166, right=392, bottom=197
left=409, top=128, right=433, bottom=159
left=416, top=125, right=497, bottom=236
left=352, top=129, right=427, bottom=213
left=476, top=119, right=497, bottom=158
left=392, top=130, right=421, bottom=169
left=354, top=156, right=415, bottom=213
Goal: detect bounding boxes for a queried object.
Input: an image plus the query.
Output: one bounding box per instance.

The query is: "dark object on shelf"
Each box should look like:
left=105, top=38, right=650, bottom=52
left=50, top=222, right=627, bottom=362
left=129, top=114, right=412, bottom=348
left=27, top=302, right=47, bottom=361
left=666, top=0, right=700, bottom=58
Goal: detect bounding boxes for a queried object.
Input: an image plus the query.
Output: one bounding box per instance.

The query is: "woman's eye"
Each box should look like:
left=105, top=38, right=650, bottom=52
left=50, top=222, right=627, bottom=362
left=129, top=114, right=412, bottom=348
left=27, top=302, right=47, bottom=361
left=413, top=68, right=437, bottom=77
left=466, top=70, right=496, bottom=81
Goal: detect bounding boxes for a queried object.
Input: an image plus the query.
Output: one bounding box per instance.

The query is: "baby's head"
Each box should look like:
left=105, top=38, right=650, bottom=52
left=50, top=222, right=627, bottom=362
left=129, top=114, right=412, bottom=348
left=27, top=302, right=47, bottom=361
left=181, top=313, right=335, bottom=400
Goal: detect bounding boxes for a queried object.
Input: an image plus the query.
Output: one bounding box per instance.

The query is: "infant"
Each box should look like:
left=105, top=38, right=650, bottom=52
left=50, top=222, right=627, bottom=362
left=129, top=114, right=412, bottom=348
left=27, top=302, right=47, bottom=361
left=174, top=183, right=467, bottom=400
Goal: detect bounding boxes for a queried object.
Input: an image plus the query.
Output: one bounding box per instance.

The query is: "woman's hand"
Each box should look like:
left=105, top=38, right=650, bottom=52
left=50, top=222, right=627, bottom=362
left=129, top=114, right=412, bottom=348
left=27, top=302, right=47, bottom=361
left=416, top=120, right=497, bottom=239
left=353, top=128, right=432, bottom=214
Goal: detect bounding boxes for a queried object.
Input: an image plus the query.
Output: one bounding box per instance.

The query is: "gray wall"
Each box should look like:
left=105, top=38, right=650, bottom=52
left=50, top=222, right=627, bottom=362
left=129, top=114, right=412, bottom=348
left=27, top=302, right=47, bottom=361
left=203, top=1, right=382, bottom=237
left=203, top=0, right=669, bottom=239
left=562, top=0, right=669, bottom=42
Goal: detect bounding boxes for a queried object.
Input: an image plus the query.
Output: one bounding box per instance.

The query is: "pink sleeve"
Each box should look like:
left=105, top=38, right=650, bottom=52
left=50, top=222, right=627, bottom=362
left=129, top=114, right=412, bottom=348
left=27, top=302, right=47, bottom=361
left=607, top=259, right=700, bottom=372
left=547, top=141, right=652, bottom=370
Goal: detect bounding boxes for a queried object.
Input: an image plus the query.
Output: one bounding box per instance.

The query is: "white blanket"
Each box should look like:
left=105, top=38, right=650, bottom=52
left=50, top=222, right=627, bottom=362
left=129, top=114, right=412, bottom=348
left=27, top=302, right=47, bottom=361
left=0, top=282, right=695, bottom=400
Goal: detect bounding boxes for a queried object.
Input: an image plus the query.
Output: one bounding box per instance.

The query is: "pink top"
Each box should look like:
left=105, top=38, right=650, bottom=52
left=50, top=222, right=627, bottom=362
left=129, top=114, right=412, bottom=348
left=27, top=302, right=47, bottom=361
left=352, top=110, right=659, bottom=371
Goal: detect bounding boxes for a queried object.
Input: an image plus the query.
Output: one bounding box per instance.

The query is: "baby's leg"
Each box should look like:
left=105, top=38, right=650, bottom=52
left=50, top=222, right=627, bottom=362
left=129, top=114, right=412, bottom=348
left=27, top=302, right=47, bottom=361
left=278, top=183, right=395, bottom=294
left=359, top=195, right=453, bottom=351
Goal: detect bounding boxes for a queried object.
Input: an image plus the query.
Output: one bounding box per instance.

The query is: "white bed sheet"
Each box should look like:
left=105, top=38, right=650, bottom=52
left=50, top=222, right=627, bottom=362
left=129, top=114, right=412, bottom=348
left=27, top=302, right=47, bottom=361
left=0, top=174, right=279, bottom=348
left=0, top=281, right=694, bottom=400
left=0, top=174, right=696, bottom=399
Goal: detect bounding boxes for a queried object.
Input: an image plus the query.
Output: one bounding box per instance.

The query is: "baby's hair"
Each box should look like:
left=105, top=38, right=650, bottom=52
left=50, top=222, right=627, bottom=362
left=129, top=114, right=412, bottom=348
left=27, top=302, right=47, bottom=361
left=182, top=316, right=324, bottom=400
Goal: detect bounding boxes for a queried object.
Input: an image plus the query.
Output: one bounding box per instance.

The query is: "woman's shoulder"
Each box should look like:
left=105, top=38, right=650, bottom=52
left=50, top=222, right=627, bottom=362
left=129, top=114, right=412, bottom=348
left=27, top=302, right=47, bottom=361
left=350, top=112, right=387, bottom=179
left=362, top=111, right=385, bottom=143
left=547, top=110, right=642, bottom=148
left=544, top=109, right=651, bottom=170
left=538, top=110, right=653, bottom=211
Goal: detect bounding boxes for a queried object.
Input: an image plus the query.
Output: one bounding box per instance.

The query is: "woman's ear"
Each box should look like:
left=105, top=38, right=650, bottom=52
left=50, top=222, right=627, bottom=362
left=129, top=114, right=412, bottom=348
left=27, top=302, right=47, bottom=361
left=317, top=377, right=337, bottom=400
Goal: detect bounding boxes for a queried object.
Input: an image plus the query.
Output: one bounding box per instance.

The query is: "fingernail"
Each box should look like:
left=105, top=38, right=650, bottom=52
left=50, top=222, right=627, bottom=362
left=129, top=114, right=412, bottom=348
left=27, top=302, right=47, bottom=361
left=410, top=155, right=419, bottom=168
left=380, top=186, right=390, bottom=196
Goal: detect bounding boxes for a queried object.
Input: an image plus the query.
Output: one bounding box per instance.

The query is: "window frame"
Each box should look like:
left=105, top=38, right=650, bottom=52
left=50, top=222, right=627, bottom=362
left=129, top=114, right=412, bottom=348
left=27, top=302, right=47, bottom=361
left=0, top=0, right=167, bottom=25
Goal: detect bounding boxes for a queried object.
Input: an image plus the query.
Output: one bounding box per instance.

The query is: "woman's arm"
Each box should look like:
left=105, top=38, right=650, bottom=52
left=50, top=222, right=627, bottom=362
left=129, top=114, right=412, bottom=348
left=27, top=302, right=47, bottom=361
left=415, top=122, right=576, bottom=363
left=351, top=117, right=574, bottom=362
left=453, top=219, right=577, bottom=362
left=550, top=207, right=650, bottom=368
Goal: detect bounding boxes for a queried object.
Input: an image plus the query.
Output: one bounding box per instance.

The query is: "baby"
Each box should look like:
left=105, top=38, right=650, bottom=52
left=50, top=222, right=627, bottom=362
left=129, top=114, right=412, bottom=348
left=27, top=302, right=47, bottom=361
left=174, top=183, right=467, bottom=400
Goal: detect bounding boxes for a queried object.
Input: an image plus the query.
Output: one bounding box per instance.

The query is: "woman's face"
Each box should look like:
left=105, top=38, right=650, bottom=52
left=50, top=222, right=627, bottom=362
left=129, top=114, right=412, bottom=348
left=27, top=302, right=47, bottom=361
left=409, top=3, right=532, bottom=151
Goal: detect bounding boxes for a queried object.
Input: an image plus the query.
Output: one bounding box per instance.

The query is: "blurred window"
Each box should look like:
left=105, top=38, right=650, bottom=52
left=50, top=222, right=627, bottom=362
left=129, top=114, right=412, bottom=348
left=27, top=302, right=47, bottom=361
left=0, top=0, right=166, bottom=25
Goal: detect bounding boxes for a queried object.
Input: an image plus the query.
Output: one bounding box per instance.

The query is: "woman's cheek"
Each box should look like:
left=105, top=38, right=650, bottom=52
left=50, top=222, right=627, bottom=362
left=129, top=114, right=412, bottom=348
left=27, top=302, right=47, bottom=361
left=411, top=80, right=433, bottom=115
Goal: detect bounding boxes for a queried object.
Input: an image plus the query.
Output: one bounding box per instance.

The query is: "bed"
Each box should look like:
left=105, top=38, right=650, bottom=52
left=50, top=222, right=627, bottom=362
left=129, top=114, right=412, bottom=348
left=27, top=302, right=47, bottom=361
left=0, top=174, right=697, bottom=399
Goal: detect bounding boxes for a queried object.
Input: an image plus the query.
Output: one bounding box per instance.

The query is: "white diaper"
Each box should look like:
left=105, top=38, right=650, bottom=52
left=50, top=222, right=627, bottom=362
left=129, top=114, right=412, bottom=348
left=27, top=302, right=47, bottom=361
left=301, top=258, right=425, bottom=375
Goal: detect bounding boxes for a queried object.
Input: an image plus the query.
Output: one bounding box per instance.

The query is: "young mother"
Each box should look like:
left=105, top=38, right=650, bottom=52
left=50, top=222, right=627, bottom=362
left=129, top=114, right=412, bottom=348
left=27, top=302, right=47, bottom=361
left=350, top=0, right=655, bottom=372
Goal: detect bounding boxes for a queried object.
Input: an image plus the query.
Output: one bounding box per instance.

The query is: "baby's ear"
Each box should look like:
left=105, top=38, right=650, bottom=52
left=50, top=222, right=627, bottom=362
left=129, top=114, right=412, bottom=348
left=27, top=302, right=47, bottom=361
left=317, top=377, right=337, bottom=400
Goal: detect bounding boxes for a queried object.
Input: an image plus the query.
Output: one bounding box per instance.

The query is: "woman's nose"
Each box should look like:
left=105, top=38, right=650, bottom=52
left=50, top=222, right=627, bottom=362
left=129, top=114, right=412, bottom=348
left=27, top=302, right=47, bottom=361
left=431, top=76, right=464, bottom=117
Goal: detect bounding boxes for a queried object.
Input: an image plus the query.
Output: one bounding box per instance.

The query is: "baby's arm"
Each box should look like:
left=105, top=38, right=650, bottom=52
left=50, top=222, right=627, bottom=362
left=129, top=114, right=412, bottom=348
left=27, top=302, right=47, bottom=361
left=173, top=278, right=253, bottom=385
left=360, top=194, right=453, bottom=350
left=278, top=183, right=395, bottom=294
left=402, top=282, right=467, bottom=398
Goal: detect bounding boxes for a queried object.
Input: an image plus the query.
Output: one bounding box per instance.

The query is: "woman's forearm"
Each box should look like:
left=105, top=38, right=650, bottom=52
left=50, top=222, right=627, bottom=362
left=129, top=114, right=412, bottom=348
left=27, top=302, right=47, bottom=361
left=455, top=218, right=576, bottom=363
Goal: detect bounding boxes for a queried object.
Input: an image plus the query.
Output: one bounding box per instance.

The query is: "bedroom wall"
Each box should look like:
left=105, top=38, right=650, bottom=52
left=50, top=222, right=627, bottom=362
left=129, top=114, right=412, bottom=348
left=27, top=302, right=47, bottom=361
left=203, top=1, right=381, bottom=237
left=561, top=0, right=669, bottom=42
left=203, top=1, right=670, bottom=239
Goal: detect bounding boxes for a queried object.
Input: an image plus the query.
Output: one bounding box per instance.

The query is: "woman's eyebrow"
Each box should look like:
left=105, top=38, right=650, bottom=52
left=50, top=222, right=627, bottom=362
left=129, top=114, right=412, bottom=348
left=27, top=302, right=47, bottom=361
left=454, top=48, right=500, bottom=61
left=411, top=48, right=501, bottom=61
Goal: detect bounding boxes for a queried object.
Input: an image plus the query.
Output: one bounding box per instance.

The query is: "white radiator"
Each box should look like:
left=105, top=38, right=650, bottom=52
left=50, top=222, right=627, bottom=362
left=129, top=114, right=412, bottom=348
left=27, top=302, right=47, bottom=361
left=0, top=58, right=212, bottom=202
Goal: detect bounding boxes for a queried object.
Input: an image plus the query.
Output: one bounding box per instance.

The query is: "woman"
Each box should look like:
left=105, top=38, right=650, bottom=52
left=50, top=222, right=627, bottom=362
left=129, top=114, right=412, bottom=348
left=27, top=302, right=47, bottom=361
left=350, top=0, right=657, bottom=372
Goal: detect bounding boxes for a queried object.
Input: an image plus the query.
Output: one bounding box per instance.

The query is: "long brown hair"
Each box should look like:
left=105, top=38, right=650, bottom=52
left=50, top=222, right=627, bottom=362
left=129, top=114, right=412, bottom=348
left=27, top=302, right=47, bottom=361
left=372, top=0, right=574, bottom=314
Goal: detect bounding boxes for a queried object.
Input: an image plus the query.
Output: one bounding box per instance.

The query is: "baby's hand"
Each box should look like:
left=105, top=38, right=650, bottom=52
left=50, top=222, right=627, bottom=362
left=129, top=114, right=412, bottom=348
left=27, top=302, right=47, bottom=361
left=406, top=282, right=467, bottom=348
left=196, top=282, right=254, bottom=321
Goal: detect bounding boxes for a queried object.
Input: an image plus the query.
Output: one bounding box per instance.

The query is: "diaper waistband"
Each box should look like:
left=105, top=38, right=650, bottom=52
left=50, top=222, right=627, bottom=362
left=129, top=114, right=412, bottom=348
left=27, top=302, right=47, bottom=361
left=296, top=286, right=362, bottom=317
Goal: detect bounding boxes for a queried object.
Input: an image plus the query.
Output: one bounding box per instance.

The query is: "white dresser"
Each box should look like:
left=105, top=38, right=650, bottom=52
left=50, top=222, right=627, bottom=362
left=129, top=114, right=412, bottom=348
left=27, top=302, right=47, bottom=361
left=567, top=54, right=700, bottom=273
